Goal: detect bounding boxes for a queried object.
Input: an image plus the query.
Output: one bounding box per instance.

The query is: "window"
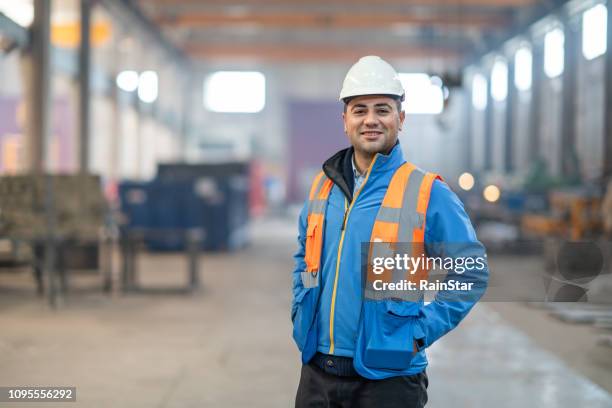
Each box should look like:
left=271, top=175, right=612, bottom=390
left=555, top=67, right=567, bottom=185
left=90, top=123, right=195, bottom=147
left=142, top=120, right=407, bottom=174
left=544, top=27, right=565, bottom=78
left=116, top=71, right=139, bottom=92
left=138, top=71, right=158, bottom=103
left=514, top=46, right=533, bottom=91
left=582, top=4, right=607, bottom=60
left=204, top=71, right=266, bottom=113
left=491, top=58, right=508, bottom=102
left=398, top=73, right=444, bottom=114
left=472, top=73, right=488, bottom=111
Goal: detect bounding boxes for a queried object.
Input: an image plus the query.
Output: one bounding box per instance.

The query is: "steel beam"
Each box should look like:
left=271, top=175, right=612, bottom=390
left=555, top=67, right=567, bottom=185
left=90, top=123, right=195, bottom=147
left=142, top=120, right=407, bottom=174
left=156, top=12, right=510, bottom=30
left=147, top=0, right=536, bottom=6
left=98, top=0, right=189, bottom=67
left=184, top=43, right=462, bottom=62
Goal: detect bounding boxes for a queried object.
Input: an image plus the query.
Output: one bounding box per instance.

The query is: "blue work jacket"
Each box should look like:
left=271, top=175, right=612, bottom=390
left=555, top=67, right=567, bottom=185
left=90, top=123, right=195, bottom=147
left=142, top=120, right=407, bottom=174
left=291, top=143, right=489, bottom=379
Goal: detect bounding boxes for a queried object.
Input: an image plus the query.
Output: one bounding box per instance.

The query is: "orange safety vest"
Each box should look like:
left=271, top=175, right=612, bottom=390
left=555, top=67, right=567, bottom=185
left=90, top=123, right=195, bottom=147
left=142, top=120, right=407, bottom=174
left=304, top=163, right=441, bottom=294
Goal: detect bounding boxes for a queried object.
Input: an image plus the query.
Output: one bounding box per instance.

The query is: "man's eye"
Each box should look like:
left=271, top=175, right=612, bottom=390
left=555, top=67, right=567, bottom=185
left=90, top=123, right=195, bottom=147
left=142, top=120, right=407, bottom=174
left=377, top=109, right=389, bottom=114
left=353, top=110, right=365, bottom=114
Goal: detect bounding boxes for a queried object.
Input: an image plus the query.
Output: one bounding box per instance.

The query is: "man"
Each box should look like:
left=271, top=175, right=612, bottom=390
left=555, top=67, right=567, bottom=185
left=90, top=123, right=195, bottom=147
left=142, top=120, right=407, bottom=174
left=291, top=56, right=489, bottom=407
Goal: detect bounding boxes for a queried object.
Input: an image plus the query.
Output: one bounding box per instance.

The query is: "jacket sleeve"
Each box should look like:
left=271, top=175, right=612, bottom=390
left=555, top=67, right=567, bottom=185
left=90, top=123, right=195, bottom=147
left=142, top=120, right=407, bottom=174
left=413, top=180, right=489, bottom=350
left=291, top=201, right=309, bottom=322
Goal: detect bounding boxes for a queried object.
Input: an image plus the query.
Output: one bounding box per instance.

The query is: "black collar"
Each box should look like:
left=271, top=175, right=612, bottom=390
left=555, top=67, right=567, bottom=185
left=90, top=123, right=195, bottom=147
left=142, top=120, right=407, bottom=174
left=322, top=146, right=354, bottom=202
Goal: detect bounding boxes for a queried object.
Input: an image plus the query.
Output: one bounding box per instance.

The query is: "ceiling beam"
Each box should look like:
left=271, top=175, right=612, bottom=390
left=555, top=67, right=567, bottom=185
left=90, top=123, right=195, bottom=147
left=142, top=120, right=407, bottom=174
left=144, top=0, right=535, bottom=6
left=158, top=12, right=511, bottom=30
left=184, top=43, right=463, bottom=62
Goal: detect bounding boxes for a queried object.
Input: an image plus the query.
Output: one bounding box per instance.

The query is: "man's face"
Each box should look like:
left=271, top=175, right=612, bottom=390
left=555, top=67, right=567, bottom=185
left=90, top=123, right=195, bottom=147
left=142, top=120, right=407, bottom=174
left=342, top=95, right=405, bottom=157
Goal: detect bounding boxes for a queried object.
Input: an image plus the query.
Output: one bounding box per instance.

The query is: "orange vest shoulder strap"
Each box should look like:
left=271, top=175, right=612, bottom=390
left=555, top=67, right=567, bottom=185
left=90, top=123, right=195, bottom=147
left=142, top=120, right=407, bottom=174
left=304, top=172, right=333, bottom=272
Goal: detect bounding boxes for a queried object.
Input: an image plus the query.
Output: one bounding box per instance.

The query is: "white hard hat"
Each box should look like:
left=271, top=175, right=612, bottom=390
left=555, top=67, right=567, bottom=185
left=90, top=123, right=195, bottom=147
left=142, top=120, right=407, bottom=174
left=339, top=56, right=405, bottom=102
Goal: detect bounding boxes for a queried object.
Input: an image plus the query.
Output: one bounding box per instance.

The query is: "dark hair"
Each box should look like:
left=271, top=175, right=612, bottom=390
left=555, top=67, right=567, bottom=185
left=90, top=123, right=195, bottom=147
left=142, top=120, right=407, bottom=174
left=343, top=95, right=403, bottom=113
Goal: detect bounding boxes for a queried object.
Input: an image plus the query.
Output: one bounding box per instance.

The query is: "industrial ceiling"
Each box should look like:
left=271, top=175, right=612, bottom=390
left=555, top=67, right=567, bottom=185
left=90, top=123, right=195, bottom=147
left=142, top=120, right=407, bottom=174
left=133, top=0, right=563, bottom=66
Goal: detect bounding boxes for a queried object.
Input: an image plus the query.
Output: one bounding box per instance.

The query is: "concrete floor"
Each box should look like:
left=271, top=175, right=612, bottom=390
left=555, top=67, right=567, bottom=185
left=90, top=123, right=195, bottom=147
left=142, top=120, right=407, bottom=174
left=0, top=217, right=611, bottom=407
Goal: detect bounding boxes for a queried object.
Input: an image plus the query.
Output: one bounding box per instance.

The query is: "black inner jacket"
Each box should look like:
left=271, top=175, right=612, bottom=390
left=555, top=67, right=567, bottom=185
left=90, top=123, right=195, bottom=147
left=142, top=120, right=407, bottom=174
left=321, top=141, right=400, bottom=203
left=322, top=147, right=355, bottom=202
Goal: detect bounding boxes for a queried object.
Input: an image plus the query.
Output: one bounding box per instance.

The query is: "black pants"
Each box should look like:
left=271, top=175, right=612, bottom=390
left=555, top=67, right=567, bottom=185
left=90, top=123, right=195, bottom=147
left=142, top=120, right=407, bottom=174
left=295, top=361, right=428, bottom=408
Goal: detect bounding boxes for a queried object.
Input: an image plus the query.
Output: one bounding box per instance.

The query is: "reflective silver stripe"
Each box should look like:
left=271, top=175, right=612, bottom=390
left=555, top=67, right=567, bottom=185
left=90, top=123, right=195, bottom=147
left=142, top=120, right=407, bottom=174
left=376, top=206, right=401, bottom=223
left=307, top=175, right=329, bottom=214
left=301, top=271, right=319, bottom=288
left=308, top=199, right=327, bottom=214
left=397, top=168, right=425, bottom=243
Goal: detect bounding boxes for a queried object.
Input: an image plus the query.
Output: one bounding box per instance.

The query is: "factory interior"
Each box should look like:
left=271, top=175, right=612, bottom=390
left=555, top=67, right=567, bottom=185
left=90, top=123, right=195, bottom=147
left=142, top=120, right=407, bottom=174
left=1, top=0, right=612, bottom=406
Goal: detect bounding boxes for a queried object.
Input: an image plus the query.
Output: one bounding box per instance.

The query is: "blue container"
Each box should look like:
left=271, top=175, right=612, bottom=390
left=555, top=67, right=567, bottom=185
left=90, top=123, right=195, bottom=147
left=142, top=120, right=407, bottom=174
left=119, top=163, right=251, bottom=252
left=118, top=181, right=152, bottom=228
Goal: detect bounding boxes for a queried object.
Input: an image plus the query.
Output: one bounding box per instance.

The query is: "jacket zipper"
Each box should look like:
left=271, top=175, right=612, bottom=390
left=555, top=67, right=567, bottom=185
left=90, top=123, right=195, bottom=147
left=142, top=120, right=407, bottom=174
left=328, top=155, right=378, bottom=354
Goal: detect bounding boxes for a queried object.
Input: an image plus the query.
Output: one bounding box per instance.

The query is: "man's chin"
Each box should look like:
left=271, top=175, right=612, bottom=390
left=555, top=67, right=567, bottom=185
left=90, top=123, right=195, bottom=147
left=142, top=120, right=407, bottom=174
left=358, top=142, right=388, bottom=155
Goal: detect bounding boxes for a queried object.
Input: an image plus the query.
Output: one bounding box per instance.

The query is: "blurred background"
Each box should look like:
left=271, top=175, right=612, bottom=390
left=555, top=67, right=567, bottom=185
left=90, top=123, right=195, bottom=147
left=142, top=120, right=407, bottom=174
left=0, top=0, right=612, bottom=406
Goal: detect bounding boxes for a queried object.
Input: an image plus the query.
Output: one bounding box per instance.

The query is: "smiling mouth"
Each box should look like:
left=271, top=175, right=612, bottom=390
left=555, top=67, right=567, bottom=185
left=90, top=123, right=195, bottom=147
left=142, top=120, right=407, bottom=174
left=361, top=131, right=383, bottom=138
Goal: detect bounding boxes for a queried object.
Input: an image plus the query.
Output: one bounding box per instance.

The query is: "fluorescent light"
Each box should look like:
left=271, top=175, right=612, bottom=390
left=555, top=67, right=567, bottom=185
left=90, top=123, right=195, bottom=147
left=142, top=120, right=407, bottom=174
left=582, top=4, right=607, bottom=60
left=204, top=71, right=266, bottom=113
left=138, top=71, right=158, bottom=103
left=116, top=70, right=139, bottom=92
left=491, top=58, right=508, bottom=102
left=0, top=0, right=33, bottom=27
left=544, top=27, right=565, bottom=78
left=472, top=73, right=488, bottom=111
left=514, top=46, right=533, bottom=91
left=398, top=73, right=444, bottom=114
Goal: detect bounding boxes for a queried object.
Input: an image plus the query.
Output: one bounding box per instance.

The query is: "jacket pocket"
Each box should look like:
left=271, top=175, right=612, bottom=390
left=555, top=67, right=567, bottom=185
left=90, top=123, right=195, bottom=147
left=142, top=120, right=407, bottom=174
left=292, top=286, right=318, bottom=352
left=304, top=220, right=322, bottom=272
left=362, top=300, right=418, bottom=370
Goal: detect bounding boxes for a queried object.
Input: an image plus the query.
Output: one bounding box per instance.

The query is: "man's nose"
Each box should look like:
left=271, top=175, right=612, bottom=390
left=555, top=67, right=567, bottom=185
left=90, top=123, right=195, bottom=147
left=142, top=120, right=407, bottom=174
left=364, top=111, right=379, bottom=127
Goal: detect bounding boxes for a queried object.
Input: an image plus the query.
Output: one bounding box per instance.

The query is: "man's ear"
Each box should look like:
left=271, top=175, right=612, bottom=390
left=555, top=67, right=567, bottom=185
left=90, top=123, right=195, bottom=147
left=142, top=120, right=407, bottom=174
left=342, top=111, right=347, bottom=134
left=399, top=110, right=405, bottom=130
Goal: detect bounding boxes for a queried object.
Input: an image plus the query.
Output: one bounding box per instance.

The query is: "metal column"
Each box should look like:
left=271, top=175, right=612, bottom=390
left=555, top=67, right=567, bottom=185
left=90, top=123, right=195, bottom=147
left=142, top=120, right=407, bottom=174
left=26, top=0, right=52, bottom=173
left=529, top=44, right=544, bottom=164
left=604, top=3, right=612, bottom=179
left=180, top=71, right=194, bottom=160
left=79, top=0, right=92, bottom=174
left=28, top=0, right=59, bottom=308
left=560, top=17, right=579, bottom=178
left=484, top=69, right=493, bottom=171
left=504, top=57, right=516, bottom=173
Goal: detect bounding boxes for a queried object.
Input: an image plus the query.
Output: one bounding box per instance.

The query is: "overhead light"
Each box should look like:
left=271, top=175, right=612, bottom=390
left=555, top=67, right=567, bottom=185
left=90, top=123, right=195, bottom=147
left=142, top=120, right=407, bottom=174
left=138, top=71, right=158, bottom=103
left=0, top=0, right=34, bottom=28
left=483, top=185, right=501, bottom=203
left=514, top=45, right=532, bottom=91
left=398, top=73, right=444, bottom=114
left=116, top=70, right=139, bottom=92
left=582, top=4, right=607, bottom=60
left=544, top=27, right=564, bottom=78
left=204, top=71, right=266, bottom=113
left=491, top=58, right=508, bottom=102
left=472, top=73, right=487, bottom=111
left=458, top=172, right=475, bottom=191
